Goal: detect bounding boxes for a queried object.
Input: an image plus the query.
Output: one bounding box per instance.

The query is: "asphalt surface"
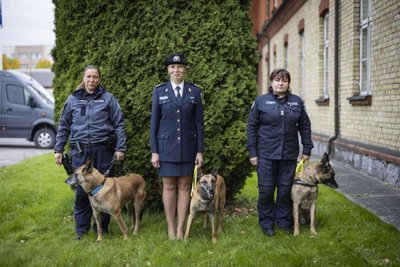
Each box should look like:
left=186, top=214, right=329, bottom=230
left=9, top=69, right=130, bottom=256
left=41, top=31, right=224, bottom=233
left=0, top=138, right=52, bottom=167
left=0, top=138, right=399, bottom=231
left=331, top=160, right=400, bottom=230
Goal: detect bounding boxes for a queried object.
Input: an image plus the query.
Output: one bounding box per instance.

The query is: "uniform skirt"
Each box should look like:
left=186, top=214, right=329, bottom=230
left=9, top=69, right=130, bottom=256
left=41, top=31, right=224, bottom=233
left=158, top=161, right=194, bottom=177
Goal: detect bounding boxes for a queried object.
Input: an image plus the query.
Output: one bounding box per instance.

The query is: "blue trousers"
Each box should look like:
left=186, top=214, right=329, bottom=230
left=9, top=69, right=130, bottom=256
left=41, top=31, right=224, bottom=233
left=71, top=145, right=114, bottom=235
left=257, top=159, right=296, bottom=230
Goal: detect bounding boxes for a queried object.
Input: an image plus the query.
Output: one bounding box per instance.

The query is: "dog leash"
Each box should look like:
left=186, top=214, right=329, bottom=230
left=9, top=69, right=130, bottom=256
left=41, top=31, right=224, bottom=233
left=191, top=165, right=199, bottom=197
left=295, top=159, right=305, bottom=176
left=103, top=155, right=117, bottom=177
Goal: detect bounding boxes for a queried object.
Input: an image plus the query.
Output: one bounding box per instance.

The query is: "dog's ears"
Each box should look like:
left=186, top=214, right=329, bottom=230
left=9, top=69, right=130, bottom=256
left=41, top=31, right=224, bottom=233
left=211, top=168, right=218, bottom=178
left=321, top=153, right=330, bottom=169
left=83, top=158, right=93, bottom=173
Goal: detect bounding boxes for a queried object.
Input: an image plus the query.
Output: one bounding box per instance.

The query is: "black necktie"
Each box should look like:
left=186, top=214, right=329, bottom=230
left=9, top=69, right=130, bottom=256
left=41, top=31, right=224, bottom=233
left=176, top=86, right=181, bottom=103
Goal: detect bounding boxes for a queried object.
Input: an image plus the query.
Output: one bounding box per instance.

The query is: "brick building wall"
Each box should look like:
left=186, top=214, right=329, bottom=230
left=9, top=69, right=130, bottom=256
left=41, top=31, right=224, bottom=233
left=252, top=0, right=400, bottom=185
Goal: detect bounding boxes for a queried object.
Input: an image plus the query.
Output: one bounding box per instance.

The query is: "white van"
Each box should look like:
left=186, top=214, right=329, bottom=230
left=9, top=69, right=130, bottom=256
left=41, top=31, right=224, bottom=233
left=0, top=70, right=57, bottom=149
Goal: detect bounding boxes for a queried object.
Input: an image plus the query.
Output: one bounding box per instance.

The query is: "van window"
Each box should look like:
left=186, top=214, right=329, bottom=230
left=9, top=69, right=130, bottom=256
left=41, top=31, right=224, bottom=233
left=28, top=81, right=54, bottom=105
left=6, top=85, right=32, bottom=106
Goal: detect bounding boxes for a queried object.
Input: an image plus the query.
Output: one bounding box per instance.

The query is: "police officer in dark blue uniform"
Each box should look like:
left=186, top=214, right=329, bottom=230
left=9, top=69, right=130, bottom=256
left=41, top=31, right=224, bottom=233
left=150, top=53, right=204, bottom=240
left=54, top=65, right=126, bottom=240
left=247, top=68, right=313, bottom=237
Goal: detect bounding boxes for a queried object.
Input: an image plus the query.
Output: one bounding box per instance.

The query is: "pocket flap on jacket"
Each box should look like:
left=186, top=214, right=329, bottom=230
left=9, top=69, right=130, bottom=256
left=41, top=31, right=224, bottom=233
left=189, top=132, right=197, bottom=139
left=157, top=132, right=169, bottom=139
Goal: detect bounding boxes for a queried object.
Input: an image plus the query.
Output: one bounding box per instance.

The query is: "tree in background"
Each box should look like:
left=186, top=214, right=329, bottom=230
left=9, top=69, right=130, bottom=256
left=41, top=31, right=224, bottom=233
left=2, top=55, right=21, bottom=69
left=52, top=0, right=258, bottom=210
left=35, top=59, right=53, bottom=69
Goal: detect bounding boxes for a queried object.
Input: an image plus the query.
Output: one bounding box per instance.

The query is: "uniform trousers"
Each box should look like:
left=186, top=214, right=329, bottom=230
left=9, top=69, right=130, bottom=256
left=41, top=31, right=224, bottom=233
left=257, top=159, right=296, bottom=230
left=70, top=144, right=114, bottom=235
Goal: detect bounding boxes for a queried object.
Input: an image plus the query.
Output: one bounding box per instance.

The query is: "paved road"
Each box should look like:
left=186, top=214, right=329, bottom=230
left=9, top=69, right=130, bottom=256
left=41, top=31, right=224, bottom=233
left=0, top=138, right=52, bottom=167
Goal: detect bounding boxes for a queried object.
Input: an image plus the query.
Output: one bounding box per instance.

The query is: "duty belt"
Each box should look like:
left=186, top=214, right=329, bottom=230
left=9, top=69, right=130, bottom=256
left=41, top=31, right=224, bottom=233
left=70, top=140, right=108, bottom=149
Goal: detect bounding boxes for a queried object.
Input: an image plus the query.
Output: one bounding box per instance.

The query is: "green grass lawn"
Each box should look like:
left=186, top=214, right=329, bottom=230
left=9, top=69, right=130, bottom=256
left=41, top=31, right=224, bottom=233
left=0, top=153, right=399, bottom=267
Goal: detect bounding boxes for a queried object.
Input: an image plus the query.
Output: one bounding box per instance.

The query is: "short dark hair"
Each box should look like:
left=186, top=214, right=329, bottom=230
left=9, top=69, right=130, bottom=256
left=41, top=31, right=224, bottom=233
left=268, top=68, right=291, bottom=92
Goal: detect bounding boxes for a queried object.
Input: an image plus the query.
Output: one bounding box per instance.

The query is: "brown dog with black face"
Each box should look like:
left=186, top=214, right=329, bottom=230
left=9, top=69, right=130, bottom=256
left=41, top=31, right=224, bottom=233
left=184, top=169, right=226, bottom=243
left=66, top=159, right=146, bottom=242
left=291, top=153, right=338, bottom=236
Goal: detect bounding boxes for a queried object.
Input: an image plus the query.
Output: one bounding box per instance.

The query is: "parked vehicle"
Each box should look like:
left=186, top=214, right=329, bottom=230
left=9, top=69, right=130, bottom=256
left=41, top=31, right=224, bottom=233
left=0, top=70, right=57, bottom=149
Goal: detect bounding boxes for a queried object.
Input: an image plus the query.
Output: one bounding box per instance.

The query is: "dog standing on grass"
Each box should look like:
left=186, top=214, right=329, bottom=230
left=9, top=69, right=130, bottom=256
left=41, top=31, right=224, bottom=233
left=66, top=159, right=146, bottom=242
left=291, top=153, right=338, bottom=236
left=184, top=169, right=226, bottom=243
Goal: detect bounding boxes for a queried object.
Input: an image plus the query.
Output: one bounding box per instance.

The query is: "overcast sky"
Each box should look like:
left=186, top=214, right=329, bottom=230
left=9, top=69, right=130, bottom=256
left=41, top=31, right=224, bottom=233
left=0, top=0, right=55, bottom=46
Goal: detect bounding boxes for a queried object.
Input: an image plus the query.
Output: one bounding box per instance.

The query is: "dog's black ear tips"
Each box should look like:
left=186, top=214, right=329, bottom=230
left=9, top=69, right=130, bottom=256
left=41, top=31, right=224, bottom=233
left=84, top=158, right=93, bottom=172
left=211, top=169, right=218, bottom=178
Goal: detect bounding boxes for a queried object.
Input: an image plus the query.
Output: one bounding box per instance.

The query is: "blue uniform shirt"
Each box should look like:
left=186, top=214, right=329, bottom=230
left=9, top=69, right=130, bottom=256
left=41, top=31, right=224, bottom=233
left=247, top=92, right=313, bottom=160
left=150, top=81, right=204, bottom=162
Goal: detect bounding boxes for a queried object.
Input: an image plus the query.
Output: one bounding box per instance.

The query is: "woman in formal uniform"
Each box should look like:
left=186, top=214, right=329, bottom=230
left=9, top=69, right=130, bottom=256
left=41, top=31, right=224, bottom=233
left=247, top=68, right=313, bottom=237
left=150, top=53, right=204, bottom=240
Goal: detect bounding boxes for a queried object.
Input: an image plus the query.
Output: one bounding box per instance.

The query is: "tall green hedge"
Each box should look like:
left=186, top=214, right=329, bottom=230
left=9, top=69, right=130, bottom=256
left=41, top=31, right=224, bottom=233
left=52, top=0, right=258, bottom=210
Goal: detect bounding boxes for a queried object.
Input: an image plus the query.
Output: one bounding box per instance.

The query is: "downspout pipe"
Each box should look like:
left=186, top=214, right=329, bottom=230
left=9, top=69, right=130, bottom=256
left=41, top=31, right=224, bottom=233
left=328, top=0, right=340, bottom=156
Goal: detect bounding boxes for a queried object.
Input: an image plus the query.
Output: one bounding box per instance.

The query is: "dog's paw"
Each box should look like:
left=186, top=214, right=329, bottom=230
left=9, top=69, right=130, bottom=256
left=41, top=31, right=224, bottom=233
left=310, top=230, right=318, bottom=236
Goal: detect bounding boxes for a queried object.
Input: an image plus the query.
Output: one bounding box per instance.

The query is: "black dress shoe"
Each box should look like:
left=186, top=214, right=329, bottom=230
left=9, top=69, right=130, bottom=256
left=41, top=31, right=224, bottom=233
left=263, top=228, right=275, bottom=237
left=76, top=233, right=84, bottom=240
left=279, top=226, right=293, bottom=234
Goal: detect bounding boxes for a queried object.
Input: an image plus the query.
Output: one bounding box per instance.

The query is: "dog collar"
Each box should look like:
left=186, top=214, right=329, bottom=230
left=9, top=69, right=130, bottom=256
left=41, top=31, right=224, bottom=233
left=89, top=178, right=106, bottom=196
left=293, top=179, right=317, bottom=187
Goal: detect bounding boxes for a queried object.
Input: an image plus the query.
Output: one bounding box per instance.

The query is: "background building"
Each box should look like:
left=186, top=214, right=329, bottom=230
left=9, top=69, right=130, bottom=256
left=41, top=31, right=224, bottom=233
left=2, top=45, right=53, bottom=69
left=249, top=0, right=400, bottom=186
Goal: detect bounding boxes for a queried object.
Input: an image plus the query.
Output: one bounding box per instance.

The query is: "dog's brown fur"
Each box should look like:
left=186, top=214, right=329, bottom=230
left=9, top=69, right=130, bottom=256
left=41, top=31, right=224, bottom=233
left=184, top=169, right=226, bottom=243
left=67, top=159, right=146, bottom=242
left=291, top=153, right=338, bottom=236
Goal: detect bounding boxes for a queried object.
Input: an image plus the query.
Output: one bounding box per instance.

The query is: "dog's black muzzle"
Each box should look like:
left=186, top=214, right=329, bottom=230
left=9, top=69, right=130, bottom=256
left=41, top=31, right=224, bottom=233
left=65, top=174, right=79, bottom=187
left=200, top=185, right=215, bottom=200
left=323, top=177, right=339, bottom=189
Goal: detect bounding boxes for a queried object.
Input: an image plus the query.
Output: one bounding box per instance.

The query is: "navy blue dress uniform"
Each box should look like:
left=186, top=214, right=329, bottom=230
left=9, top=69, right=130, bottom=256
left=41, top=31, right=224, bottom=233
left=150, top=54, right=204, bottom=176
left=150, top=81, right=204, bottom=176
left=247, top=91, right=313, bottom=232
left=55, top=85, right=126, bottom=236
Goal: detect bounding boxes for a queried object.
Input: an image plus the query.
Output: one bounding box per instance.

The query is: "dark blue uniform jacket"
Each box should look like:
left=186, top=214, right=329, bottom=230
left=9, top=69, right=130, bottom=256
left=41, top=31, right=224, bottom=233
left=247, top=92, right=313, bottom=160
left=150, top=81, right=204, bottom=162
left=54, top=86, right=126, bottom=152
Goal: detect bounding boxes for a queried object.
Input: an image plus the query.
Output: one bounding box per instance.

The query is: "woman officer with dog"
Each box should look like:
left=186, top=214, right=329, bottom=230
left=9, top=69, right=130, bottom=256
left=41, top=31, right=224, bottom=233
left=150, top=53, right=204, bottom=240
left=54, top=65, right=126, bottom=240
left=247, top=68, right=313, bottom=237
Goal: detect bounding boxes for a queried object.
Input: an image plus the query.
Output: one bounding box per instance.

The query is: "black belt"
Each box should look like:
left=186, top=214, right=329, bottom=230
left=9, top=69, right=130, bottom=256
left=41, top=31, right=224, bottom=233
left=70, top=141, right=108, bottom=149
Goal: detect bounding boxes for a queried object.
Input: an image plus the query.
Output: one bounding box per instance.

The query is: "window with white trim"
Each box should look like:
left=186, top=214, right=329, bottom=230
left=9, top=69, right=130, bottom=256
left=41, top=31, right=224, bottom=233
left=323, top=13, right=329, bottom=98
left=360, top=0, right=372, bottom=95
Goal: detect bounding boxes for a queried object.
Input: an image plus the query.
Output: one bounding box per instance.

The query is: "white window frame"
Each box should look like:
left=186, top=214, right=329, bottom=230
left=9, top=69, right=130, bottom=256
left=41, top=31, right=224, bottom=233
left=323, top=13, right=329, bottom=99
left=360, top=0, right=372, bottom=95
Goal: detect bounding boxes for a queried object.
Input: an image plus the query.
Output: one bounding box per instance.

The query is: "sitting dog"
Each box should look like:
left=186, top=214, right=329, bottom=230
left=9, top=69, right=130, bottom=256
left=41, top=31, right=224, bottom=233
left=66, top=159, right=146, bottom=242
left=184, top=169, right=226, bottom=243
left=291, top=153, right=338, bottom=236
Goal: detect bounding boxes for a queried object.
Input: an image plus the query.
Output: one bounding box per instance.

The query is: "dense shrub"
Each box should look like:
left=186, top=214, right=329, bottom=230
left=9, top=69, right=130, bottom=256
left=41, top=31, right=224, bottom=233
left=52, top=0, right=258, bottom=210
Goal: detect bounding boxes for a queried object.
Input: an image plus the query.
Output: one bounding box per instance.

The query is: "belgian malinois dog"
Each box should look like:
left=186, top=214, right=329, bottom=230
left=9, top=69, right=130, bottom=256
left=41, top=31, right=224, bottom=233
left=66, top=159, right=146, bottom=242
left=291, top=153, right=338, bottom=236
left=184, top=169, right=226, bottom=243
